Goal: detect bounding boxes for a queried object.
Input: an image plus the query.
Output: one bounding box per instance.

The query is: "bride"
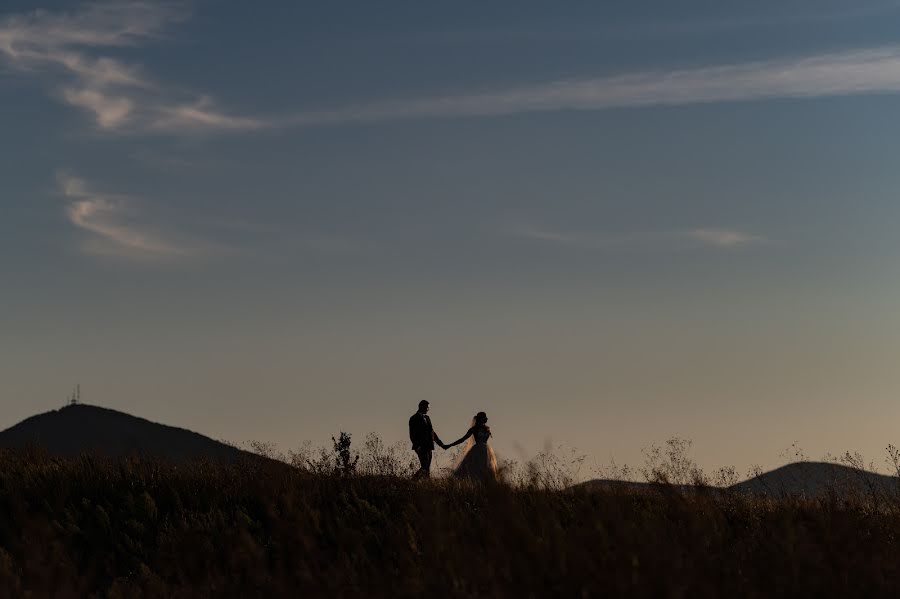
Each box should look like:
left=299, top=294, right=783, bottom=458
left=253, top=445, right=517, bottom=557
left=444, top=412, right=498, bottom=482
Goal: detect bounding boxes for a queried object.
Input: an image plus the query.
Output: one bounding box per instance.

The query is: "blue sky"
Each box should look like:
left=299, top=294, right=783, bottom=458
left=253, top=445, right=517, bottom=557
left=3, top=1, right=900, bottom=475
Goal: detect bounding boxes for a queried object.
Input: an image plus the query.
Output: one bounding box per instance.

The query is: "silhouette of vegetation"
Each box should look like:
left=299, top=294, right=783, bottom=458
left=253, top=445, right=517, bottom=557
left=331, top=431, right=359, bottom=476
left=2, top=435, right=900, bottom=596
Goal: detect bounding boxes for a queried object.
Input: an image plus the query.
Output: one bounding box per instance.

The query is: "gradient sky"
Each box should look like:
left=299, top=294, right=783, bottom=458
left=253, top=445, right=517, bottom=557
left=4, top=1, right=900, bottom=477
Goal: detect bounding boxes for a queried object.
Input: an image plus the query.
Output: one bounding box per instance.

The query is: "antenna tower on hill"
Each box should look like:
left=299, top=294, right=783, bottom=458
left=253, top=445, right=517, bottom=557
left=68, top=384, right=80, bottom=407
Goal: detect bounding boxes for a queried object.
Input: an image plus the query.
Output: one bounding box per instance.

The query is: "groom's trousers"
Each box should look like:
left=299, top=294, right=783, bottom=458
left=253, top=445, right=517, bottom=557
left=414, top=447, right=433, bottom=478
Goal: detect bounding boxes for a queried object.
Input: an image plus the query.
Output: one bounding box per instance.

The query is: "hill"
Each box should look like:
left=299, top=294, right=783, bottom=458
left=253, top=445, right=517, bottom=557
left=731, top=461, right=898, bottom=497
left=578, top=461, right=899, bottom=498
left=0, top=403, right=250, bottom=461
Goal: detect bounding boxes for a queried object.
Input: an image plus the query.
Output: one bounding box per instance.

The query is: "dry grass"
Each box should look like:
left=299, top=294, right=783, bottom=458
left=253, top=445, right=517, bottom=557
left=2, top=442, right=900, bottom=598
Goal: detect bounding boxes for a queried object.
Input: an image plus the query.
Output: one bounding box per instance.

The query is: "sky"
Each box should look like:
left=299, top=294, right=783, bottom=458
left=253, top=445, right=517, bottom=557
left=3, top=1, right=900, bottom=477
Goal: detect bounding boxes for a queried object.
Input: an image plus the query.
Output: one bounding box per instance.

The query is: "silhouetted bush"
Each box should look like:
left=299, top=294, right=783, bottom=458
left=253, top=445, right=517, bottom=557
left=331, top=431, right=360, bottom=476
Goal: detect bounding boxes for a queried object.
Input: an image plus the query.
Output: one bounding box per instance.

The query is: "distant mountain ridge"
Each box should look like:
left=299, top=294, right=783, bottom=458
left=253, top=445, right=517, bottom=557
left=0, top=404, right=251, bottom=461
left=579, top=461, right=900, bottom=498
left=731, top=461, right=898, bottom=497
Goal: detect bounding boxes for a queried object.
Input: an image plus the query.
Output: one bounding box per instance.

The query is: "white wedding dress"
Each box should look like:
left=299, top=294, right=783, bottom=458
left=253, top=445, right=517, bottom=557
left=451, top=425, right=499, bottom=482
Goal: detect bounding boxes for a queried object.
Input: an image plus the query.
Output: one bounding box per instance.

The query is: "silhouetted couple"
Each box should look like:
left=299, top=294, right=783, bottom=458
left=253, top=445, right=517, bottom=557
left=408, top=400, right=498, bottom=482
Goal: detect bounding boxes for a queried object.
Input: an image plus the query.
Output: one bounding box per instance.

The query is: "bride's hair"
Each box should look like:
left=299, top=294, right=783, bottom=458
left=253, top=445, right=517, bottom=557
left=473, top=412, right=489, bottom=429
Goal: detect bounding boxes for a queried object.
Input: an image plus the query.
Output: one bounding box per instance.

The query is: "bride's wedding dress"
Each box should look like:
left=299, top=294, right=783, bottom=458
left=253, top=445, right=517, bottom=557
left=452, top=426, right=498, bottom=482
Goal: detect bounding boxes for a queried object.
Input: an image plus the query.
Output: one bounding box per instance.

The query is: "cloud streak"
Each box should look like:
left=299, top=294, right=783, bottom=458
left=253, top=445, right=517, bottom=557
left=57, top=172, right=195, bottom=257
left=510, top=224, right=770, bottom=250
left=287, top=46, right=900, bottom=127
left=7, top=4, right=900, bottom=135
left=56, top=172, right=359, bottom=260
left=0, top=2, right=260, bottom=133
left=684, top=228, right=766, bottom=248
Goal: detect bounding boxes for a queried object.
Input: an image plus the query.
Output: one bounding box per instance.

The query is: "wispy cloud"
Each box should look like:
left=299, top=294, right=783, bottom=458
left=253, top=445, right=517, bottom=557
left=57, top=171, right=196, bottom=257
left=150, top=96, right=265, bottom=132
left=8, top=4, right=900, bottom=135
left=0, top=2, right=260, bottom=133
left=287, top=46, right=900, bottom=127
left=56, top=172, right=361, bottom=260
left=511, top=224, right=770, bottom=250
left=684, top=228, right=766, bottom=248
left=61, top=87, right=134, bottom=128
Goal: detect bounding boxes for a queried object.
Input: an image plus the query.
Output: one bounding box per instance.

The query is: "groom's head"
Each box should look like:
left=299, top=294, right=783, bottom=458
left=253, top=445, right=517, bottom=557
left=418, top=400, right=429, bottom=414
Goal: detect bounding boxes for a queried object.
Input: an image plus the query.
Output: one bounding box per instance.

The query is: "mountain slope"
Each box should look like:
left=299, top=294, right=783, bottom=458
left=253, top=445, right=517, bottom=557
left=0, top=403, right=250, bottom=461
left=730, top=461, right=898, bottom=497
left=577, top=462, right=899, bottom=498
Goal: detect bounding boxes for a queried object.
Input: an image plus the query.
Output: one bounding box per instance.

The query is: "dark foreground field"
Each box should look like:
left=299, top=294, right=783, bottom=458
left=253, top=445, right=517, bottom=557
left=2, top=451, right=900, bottom=598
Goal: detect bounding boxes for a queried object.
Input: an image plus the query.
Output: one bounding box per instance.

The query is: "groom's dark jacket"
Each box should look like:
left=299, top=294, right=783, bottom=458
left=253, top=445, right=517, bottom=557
left=409, top=412, right=440, bottom=451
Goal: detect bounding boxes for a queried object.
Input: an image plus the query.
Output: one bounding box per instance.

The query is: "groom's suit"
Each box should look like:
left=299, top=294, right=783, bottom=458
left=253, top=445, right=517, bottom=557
left=409, top=411, right=443, bottom=478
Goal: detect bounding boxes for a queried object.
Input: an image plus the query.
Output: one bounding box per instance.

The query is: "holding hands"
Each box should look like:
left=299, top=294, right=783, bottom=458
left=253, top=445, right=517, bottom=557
left=411, top=404, right=496, bottom=481
left=439, top=439, right=460, bottom=450
left=434, top=432, right=456, bottom=451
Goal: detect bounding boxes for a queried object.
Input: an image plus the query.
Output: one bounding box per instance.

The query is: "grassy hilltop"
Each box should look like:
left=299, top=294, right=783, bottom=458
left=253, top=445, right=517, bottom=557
left=2, top=448, right=900, bottom=598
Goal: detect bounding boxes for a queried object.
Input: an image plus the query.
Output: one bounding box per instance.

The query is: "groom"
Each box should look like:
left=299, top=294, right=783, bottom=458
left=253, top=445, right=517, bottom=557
left=409, top=400, right=446, bottom=478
